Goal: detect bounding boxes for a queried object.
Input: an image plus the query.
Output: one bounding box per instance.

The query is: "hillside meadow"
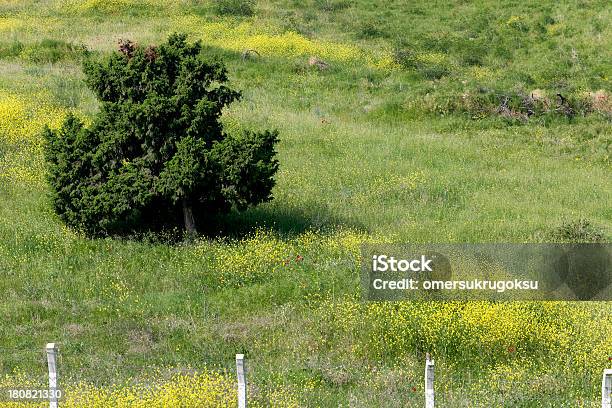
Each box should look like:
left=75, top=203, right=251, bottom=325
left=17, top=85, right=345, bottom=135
left=0, top=0, right=611, bottom=406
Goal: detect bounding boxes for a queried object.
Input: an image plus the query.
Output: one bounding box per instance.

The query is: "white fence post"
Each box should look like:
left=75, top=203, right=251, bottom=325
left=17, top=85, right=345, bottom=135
left=425, top=352, right=434, bottom=408
left=236, top=354, right=247, bottom=408
left=603, top=369, right=612, bottom=408
left=46, top=343, right=58, bottom=408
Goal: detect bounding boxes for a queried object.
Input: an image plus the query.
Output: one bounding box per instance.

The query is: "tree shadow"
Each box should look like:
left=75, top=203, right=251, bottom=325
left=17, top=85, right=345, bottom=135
left=202, top=203, right=368, bottom=239
left=115, top=203, right=366, bottom=244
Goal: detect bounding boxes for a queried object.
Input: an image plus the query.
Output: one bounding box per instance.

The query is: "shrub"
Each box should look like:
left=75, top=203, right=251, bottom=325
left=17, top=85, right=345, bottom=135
left=43, top=33, right=279, bottom=237
left=550, top=218, right=606, bottom=243
left=213, top=0, right=255, bottom=16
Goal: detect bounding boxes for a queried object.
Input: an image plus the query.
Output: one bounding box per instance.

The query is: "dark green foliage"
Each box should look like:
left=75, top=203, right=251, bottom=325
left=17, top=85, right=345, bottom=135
left=550, top=219, right=606, bottom=243
left=43, top=34, right=279, bottom=236
left=213, top=0, right=255, bottom=16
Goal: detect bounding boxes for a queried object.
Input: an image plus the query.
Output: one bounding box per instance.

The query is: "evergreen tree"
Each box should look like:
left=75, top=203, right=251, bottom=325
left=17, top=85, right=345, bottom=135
left=43, top=33, right=279, bottom=236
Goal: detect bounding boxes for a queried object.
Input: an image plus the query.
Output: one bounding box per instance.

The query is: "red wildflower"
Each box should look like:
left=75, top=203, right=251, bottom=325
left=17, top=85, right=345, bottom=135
left=296, top=255, right=304, bottom=262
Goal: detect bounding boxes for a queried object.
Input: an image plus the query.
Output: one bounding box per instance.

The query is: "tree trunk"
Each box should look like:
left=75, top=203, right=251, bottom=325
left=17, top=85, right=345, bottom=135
left=182, top=197, right=197, bottom=236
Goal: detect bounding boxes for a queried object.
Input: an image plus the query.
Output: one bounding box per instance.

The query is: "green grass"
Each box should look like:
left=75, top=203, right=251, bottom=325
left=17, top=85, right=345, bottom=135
left=0, top=0, right=611, bottom=406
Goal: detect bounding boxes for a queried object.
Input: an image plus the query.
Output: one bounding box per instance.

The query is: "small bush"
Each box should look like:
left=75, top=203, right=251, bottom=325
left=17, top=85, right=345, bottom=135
left=213, top=0, right=255, bottom=16
left=550, top=219, right=606, bottom=243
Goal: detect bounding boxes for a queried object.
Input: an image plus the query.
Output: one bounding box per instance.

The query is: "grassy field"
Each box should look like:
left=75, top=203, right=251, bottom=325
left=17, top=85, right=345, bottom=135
left=0, top=0, right=611, bottom=406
